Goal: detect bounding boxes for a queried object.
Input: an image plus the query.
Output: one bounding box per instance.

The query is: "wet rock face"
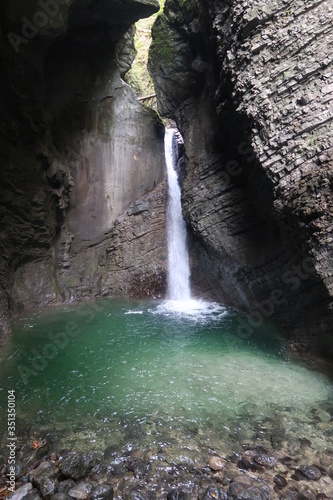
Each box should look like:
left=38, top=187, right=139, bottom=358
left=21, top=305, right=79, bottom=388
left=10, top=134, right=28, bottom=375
left=149, top=0, right=333, bottom=357
left=0, top=0, right=165, bottom=332
left=57, top=181, right=167, bottom=301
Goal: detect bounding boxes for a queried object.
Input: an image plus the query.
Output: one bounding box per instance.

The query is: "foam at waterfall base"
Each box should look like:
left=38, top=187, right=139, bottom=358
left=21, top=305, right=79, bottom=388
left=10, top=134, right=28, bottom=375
left=153, top=298, right=227, bottom=322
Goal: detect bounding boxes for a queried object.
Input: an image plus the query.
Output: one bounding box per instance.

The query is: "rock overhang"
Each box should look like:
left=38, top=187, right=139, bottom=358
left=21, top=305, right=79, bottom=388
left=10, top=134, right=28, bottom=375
left=2, top=0, right=160, bottom=48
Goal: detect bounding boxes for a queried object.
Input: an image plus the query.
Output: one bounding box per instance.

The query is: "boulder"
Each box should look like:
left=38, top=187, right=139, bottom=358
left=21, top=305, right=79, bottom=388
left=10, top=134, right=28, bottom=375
left=32, top=462, right=57, bottom=488
left=60, top=453, right=95, bottom=480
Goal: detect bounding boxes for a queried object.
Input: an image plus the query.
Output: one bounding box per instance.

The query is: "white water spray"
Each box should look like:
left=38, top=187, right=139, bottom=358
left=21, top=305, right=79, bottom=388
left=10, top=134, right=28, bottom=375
left=164, top=128, right=191, bottom=301
left=157, top=128, right=226, bottom=317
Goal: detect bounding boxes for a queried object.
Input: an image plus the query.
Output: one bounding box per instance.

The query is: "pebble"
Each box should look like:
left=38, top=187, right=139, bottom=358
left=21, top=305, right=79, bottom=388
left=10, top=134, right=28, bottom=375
left=254, top=454, right=277, bottom=468
left=208, top=456, right=227, bottom=471
left=273, top=474, right=288, bottom=489
left=22, top=491, right=42, bottom=500
left=237, top=458, right=264, bottom=473
left=51, top=494, right=71, bottom=500
left=8, top=483, right=33, bottom=500
left=60, top=453, right=95, bottom=480
left=201, top=486, right=227, bottom=499
left=39, top=478, right=58, bottom=497
left=228, top=482, right=271, bottom=500
left=298, top=465, right=322, bottom=480
left=167, top=488, right=196, bottom=500
left=90, top=484, right=114, bottom=500
left=58, top=480, right=77, bottom=494
left=68, top=482, right=94, bottom=499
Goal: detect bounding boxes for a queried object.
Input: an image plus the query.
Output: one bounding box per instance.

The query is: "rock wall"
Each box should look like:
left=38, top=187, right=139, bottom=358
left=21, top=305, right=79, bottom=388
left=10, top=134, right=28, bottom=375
left=149, top=0, right=333, bottom=357
left=0, top=0, right=166, bottom=335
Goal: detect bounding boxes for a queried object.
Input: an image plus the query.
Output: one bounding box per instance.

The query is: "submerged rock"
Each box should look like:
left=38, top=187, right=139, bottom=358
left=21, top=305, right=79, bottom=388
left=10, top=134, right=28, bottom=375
left=60, top=453, right=95, bottom=480
left=90, top=484, right=114, bottom=500
left=298, top=465, right=322, bottom=480
left=40, top=478, right=58, bottom=498
left=32, top=462, right=57, bottom=488
left=68, top=482, right=94, bottom=499
left=58, top=480, right=77, bottom=494
left=22, top=491, right=43, bottom=500
left=208, top=456, right=227, bottom=471
left=273, top=474, right=288, bottom=489
left=237, top=459, right=264, bottom=473
left=201, top=486, right=227, bottom=500
left=51, top=494, right=71, bottom=500
left=254, top=454, right=277, bottom=468
left=228, top=482, right=271, bottom=500
left=125, top=490, right=157, bottom=500
left=167, top=488, right=197, bottom=500
left=279, top=491, right=301, bottom=500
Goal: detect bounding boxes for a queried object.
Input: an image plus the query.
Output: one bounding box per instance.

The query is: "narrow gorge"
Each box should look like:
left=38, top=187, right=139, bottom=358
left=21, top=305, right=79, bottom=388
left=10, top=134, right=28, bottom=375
left=1, top=1, right=333, bottom=498
left=1, top=0, right=333, bottom=358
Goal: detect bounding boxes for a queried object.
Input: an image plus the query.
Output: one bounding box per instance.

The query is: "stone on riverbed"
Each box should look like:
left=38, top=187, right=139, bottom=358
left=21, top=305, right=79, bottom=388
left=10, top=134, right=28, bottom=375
left=58, top=480, right=77, bottom=494
left=125, top=490, right=157, bottom=500
left=51, top=494, right=71, bottom=500
left=40, top=477, right=58, bottom=497
left=279, top=491, right=300, bottom=500
left=68, top=482, right=94, bottom=499
left=237, top=459, right=264, bottom=473
left=167, top=488, right=197, bottom=500
left=22, top=491, right=42, bottom=500
left=8, top=483, right=33, bottom=500
left=228, top=482, right=271, bottom=500
left=32, top=462, right=57, bottom=487
left=208, top=456, right=227, bottom=471
left=273, top=474, right=288, bottom=489
left=17, top=441, right=51, bottom=477
left=201, top=486, right=227, bottom=499
left=254, top=454, right=277, bottom=468
left=90, top=484, right=114, bottom=500
left=60, top=453, right=95, bottom=480
left=298, top=465, right=322, bottom=480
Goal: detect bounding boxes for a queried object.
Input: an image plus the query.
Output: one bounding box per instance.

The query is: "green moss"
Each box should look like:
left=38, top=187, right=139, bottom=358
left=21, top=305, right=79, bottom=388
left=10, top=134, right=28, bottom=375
left=149, top=13, right=178, bottom=67
left=125, top=0, right=165, bottom=98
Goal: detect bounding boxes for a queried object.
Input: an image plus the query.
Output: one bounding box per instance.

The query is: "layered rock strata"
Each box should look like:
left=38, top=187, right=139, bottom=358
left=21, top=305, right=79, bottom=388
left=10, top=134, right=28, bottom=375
left=149, top=0, right=333, bottom=357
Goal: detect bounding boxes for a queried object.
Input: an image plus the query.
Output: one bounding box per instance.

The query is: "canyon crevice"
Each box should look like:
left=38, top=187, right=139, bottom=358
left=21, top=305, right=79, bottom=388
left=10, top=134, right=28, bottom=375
left=149, top=0, right=333, bottom=358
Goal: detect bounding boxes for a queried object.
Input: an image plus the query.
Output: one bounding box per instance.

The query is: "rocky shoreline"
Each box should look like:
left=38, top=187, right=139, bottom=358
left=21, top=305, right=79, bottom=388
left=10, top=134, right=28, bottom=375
left=1, top=428, right=333, bottom=500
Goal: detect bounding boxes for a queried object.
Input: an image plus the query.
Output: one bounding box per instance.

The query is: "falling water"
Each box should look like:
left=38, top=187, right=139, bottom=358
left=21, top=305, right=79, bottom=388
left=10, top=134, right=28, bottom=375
left=164, top=128, right=191, bottom=300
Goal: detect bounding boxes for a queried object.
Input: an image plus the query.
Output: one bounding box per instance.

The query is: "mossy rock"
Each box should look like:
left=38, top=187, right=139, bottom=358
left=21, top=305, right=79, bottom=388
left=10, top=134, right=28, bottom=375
left=149, top=13, right=180, bottom=67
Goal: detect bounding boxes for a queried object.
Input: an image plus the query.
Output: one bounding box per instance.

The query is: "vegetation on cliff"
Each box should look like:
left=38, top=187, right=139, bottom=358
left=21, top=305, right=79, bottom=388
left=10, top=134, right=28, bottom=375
left=125, top=0, right=165, bottom=99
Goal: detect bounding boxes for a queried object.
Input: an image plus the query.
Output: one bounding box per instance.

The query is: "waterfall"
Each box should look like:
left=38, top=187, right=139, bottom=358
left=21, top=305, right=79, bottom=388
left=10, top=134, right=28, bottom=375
left=164, top=128, right=191, bottom=301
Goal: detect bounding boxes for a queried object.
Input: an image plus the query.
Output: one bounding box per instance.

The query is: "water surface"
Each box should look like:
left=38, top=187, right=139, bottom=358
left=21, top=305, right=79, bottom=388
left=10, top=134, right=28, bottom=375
left=0, top=299, right=332, bottom=459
